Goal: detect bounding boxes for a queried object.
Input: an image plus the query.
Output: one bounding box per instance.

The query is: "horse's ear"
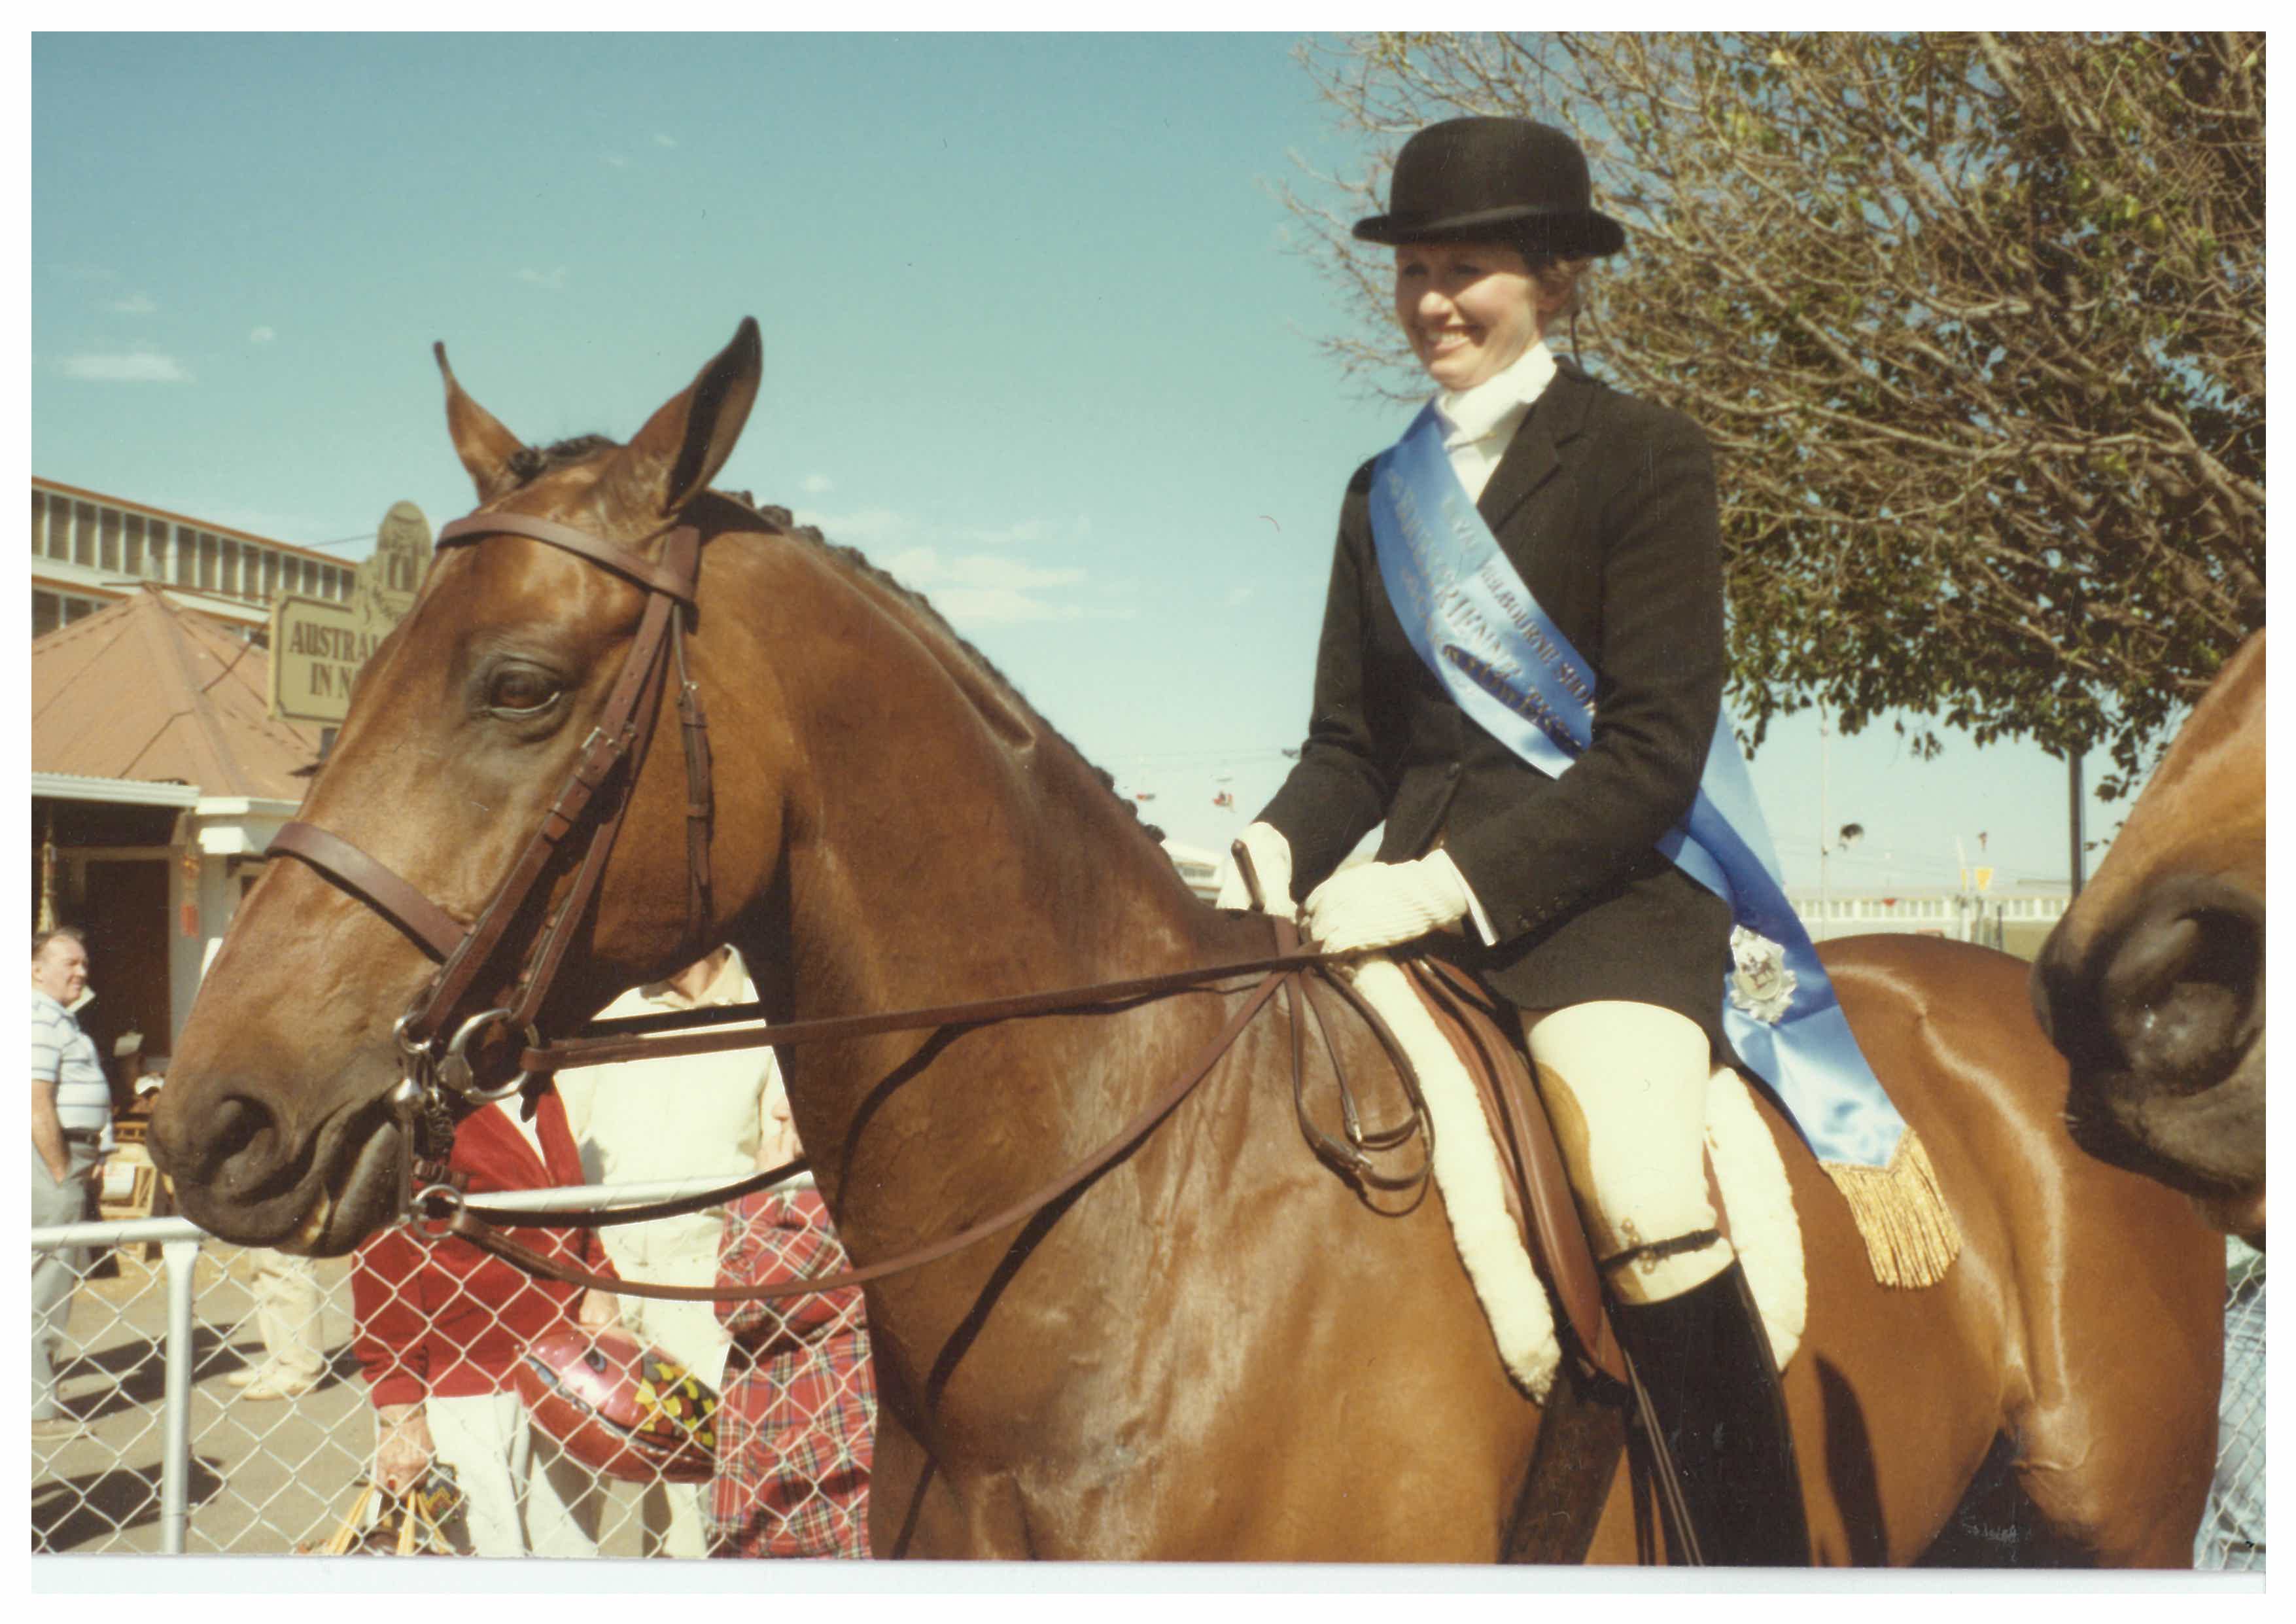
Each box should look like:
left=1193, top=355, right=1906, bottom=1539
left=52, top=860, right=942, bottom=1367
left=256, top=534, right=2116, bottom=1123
left=435, top=342, right=526, bottom=501
left=595, top=317, right=763, bottom=526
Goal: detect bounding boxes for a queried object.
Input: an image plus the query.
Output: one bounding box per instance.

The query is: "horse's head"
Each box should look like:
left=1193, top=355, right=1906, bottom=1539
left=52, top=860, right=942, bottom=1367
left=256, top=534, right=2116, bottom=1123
left=2030, top=630, right=2265, bottom=1243
left=149, top=319, right=773, bottom=1252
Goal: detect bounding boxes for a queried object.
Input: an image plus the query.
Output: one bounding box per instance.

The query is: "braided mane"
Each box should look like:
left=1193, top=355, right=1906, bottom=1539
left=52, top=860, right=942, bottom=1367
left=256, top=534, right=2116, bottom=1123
left=500, top=440, right=1164, bottom=842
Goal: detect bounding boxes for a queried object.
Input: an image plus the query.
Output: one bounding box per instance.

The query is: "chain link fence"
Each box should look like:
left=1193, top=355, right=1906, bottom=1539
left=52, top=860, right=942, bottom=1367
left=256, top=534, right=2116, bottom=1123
left=2193, top=1237, right=2265, bottom=1571
left=31, top=1176, right=873, bottom=1559
left=35, top=1185, right=2260, bottom=1564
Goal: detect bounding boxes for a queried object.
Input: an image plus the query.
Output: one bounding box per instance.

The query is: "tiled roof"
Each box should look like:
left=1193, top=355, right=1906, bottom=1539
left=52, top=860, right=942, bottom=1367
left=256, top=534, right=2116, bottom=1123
left=31, top=585, right=319, bottom=802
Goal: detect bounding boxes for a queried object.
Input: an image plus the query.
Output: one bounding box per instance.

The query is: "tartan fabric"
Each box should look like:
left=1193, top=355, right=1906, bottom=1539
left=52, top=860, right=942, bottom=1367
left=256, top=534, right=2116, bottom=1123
left=708, top=1187, right=876, bottom=1559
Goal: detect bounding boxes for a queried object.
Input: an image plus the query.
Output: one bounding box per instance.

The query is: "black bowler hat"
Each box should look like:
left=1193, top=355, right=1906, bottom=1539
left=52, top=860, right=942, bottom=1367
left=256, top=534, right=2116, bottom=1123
left=1353, top=116, right=1625, bottom=258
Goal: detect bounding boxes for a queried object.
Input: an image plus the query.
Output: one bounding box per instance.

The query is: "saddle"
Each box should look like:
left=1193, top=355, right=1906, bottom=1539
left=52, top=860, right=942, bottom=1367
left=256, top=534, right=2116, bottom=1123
left=1342, top=949, right=1802, bottom=1406
left=1395, top=955, right=1629, bottom=1388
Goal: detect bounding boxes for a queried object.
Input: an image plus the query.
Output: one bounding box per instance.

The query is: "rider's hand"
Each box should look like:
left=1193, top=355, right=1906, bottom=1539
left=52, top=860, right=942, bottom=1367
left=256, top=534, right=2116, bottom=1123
left=1300, top=852, right=1473, bottom=955
left=1215, top=822, right=1295, bottom=915
left=374, top=1402, right=435, bottom=1496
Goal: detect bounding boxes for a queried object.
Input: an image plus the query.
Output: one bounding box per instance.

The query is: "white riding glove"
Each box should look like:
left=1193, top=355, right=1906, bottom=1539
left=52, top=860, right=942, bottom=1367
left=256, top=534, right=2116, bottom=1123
left=1300, top=851, right=1474, bottom=955
left=1215, top=822, right=1295, bottom=915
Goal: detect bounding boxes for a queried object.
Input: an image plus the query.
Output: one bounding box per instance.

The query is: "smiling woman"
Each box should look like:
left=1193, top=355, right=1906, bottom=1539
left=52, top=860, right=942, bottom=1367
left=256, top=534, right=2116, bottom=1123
left=1232, top=115, right=1808, bottom=1566
left=1393, top=242, right=1554, bottom=391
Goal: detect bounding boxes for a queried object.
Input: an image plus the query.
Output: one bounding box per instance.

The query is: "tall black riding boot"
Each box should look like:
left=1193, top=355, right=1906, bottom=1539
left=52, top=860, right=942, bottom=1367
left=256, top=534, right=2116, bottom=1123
left=1610, top=1259, right=1811, bottom=1566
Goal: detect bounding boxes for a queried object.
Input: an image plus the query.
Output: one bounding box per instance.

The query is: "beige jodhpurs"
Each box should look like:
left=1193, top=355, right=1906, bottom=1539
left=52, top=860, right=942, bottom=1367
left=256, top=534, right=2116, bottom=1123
left=1522, top=1000, right=1733, bottom=1305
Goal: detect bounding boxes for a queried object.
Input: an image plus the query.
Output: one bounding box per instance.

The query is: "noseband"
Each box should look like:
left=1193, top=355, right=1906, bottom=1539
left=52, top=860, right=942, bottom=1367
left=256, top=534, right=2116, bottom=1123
left=266, top=508, right=715, bottom=1134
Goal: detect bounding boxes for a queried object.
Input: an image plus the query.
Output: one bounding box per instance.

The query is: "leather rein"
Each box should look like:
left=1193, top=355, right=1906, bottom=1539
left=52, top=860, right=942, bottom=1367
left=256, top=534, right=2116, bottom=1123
left=264, top=503, right=1433, bottom=1305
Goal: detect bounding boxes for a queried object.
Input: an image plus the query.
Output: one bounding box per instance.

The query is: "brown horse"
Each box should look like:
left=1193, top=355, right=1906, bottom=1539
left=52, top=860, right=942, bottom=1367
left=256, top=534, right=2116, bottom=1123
left=2032, top=631, right=2265, bottom=1246
left=150, top=319, right=2220, bottom=1564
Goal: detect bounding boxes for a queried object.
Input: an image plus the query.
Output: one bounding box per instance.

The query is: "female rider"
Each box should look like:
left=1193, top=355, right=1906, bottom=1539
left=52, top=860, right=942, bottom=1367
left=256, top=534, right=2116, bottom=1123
left=1220, top=116, right=1809, bottom=1566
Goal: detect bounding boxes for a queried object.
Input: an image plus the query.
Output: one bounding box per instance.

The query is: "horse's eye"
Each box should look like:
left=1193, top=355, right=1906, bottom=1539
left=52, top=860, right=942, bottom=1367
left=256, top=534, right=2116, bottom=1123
left=487, top=667, right=561, bottom=716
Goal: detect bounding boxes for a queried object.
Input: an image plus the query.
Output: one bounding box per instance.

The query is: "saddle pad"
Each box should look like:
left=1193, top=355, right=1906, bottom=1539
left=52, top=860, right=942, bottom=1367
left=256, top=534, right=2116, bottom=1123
left=1402, top=956, right=1624, bottom=1388
left=1342, top=953, right=1807, bottom=1402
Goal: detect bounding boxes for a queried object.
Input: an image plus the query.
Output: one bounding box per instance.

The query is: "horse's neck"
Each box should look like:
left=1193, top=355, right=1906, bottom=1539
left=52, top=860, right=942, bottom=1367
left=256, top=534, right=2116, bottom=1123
left=741, top=540, right=1225, bottom=1199
left=769, top=554, right=1202, bottom=1013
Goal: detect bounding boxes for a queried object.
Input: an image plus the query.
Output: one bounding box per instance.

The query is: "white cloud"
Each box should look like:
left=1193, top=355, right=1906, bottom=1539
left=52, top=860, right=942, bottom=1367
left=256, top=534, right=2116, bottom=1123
left=60, top=349, right=192, bottom=383
left=1222, top=586, right=1252, bottom=609
left=801, top=473, right=833, bottom=495
left=883, top=548, right=1105, bottom=627
left=932, top=588, right=1088, bottom=626
left=106, top=292, right=158, bottom=315
left=653, top=132, right=678, bottom=149
left=604, top=152, right=629, bottom=169
left=956, top=519, right=1050, bottom=547
left=248, top=326, right=277, bottom=345
left=886, top=548, right=1084, bottom=594
left=515, top=267, right=569, bottom=290
left=794, top=506, right=912, bottom=548
left=784, top=517, right=1129, bottom=626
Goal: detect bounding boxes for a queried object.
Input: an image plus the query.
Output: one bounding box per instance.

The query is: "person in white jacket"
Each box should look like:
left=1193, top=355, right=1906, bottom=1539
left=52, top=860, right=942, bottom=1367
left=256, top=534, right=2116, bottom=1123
left=555, top=945, right=781, bottom=1558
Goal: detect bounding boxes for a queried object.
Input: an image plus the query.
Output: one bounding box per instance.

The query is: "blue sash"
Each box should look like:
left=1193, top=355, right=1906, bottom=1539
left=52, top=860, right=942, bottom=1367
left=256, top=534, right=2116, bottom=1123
left=1368, top=404, right=1912, bottom=1174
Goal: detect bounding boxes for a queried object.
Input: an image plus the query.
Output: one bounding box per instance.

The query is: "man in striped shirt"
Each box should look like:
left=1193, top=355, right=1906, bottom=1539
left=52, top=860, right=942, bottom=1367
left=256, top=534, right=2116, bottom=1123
left=33, top=927, right=111, bottom=1440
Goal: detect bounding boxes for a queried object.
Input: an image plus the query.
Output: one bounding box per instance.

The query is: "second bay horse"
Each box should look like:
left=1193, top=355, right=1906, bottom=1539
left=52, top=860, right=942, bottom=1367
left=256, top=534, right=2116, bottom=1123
left=150, top=319, right=2221, bottom=1563
left=2032, top=630, right=2265, bottom=1245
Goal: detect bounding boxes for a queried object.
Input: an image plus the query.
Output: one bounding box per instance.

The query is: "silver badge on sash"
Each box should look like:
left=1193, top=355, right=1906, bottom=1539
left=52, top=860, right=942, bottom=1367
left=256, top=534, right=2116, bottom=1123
left=1728, top=927, right=1797, bottom=1025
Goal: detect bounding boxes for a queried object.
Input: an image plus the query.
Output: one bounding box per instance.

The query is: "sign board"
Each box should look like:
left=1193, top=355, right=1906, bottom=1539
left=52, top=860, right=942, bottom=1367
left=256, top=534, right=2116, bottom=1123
left=270, top=502, right=429, bottom=724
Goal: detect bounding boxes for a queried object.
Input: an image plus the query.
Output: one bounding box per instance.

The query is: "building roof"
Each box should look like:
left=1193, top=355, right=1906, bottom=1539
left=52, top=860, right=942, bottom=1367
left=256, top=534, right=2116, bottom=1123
left=31, top=585, right=319, bottom=801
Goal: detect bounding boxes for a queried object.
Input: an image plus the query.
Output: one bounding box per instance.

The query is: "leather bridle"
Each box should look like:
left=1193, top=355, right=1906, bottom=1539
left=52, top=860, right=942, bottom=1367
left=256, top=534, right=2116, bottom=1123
left=262, top=501, right=1435, bottom=1292
left=266, top=508, right=714, bottom=1156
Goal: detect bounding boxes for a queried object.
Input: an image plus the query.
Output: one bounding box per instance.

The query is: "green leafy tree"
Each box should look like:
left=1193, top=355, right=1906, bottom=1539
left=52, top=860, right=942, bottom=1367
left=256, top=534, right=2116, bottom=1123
left=1281, top=32, right=2263, bottom=796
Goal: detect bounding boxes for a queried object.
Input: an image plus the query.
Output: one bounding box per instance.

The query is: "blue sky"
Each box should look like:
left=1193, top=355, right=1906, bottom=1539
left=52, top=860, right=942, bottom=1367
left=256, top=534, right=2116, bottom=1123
left=29, top=31, right=2150, bottom=892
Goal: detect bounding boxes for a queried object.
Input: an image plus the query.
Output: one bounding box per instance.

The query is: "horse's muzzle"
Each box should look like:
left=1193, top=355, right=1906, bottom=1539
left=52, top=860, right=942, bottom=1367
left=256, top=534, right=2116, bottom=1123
left=148, top=1085, right=408, bottom=1254
left=2035, top=870, right=2265, bottom=1199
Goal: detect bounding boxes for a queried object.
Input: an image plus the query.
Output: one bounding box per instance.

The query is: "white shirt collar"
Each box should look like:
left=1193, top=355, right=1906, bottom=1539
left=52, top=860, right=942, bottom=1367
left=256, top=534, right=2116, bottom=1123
left=636, top=947, right=752, bottom=1012
left=1434, top=338, right=1557, bottom=446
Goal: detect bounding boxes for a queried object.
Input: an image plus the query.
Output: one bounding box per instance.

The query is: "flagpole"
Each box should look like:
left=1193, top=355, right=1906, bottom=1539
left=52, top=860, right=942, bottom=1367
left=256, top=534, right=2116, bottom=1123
left=1817, top=707, right=1831, bottom=943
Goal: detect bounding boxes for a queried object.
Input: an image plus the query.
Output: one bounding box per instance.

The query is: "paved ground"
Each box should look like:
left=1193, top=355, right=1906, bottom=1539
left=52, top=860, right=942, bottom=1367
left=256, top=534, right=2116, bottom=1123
left=31, top=1242, right=670, bottom=1559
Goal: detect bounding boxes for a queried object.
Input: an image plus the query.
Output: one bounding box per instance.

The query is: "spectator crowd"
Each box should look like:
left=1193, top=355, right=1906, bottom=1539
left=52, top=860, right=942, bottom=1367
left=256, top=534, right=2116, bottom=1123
left=33, top=927, right=876, bottom=1559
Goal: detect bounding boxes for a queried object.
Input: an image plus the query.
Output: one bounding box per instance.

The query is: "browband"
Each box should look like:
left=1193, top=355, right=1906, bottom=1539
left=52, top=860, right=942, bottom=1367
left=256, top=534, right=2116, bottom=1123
left=436, top=512, right=697, bottom=603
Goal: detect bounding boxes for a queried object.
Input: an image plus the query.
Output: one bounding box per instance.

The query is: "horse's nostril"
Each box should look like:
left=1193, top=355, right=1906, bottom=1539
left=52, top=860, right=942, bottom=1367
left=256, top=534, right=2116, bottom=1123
left=2104, top=900, right=2263, bottom=1093
left=205, top=1094, right=286, bottom=1196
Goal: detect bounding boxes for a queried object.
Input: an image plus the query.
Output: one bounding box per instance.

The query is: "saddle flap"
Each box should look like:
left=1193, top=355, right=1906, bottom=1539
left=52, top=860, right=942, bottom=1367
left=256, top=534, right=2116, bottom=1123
left=1401, top=957, right=1629, bottom=1387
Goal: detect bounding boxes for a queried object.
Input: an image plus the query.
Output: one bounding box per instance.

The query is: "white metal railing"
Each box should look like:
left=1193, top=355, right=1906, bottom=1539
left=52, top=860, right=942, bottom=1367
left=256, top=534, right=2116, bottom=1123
left=31, top=1171, right=867, bottom=1559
